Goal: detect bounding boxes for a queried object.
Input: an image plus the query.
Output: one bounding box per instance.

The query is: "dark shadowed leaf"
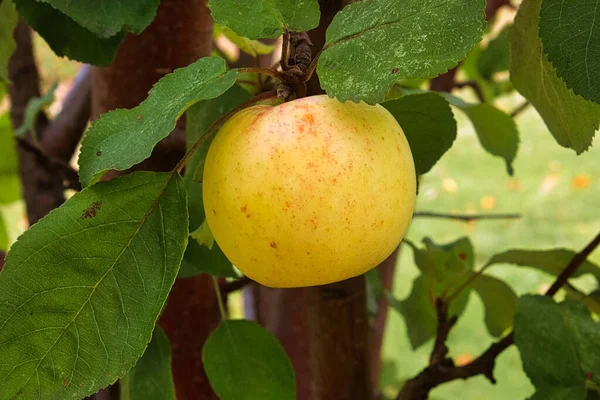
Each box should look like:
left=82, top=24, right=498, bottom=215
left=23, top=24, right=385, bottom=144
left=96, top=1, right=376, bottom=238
left=477, top=25, right=510, bottom=80
left=78, top=57, right=238, bottom=187
left=203, top=319, right=295, bottom=400
left=487, top=249, right=600, bottom=283
left=443, top=94, right=518, bottom=175
left=0, top=0, right=18, bottom=84
left=14, top=81, right=57, bottom=138
left=382, top=92, right=457, bottom=175
left=37, top=0, right=160, bottom=38
left=0, top=113, right=21, bottom=204
left=178, top=85, right=252, bottom=278
left=208, top=0, right=320, bottom=39
left=0, top=171, right=187, bottom=399
left=461, top=103, right=518, bottom=175
left=539, top=0, right=600, bottom=104
left=120, top=326, right=175, bottom=400
left=510, top=0, right=600, bottom=154
left=472, top=274, right=517, bottom=337
left=393, top=237, right=474, bottom=349
left=15, top=0, right=125, bottom=66
left=515, top=296, right=600, bottom=399
left=317, top=0, right=486, bottom=104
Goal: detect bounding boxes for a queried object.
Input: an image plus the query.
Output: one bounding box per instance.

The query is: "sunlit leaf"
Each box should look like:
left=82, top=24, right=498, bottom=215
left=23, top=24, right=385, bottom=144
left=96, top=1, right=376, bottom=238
left=509, top=0, right=600, bottom=154
left=317, top=0, right=485, bottom=104
left=78, top=57, right=238, bottom=187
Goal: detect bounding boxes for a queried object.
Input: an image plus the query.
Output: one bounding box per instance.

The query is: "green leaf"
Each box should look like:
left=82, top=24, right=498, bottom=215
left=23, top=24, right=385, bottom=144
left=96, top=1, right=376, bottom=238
left=460, top=103, right=518, bottom=175
left=14, top=81, right=57, bottom=138
left=203, top=319, right=296, bottom=400
left=214, top=24, right=276, bottom=57
left=395, top=237, right=474, bottom=349
left=387, top=275, right=437, bottom=349
left=179, top=241, right=237, bottom=278
left=78, top=57, right=238, bottom=187
left=0, top=113, right=21, bottom=205
left=190, top=221, right=215, bottom=249
left=178, top=85, right=252, bottom=278
left=0, top=212, right=8, bottom=252
left=509, top=0, right=600, bottom=154
left=15, top=0, right=125, bottom=66
left=120, top=326, right=175, bottom=400
left=487, top=249, right=600, bottom=283
left=35, top=0, right=159, bottom=38
left=317, top=0, right=486, bottom=104
left=539, top=0, right=600, bottom=104
left=0, top=171, right=188, bottom=399
left=208, top=0, right=320, bottom=40
left=382, top=92, right=457, bottom=175
left=515, top=296, right=600, bottom=399
left=477, top=25, right=510, bottom=80
left=0, top=0, right=18, bottom=84
left=472, top=274, right=517, bottom=337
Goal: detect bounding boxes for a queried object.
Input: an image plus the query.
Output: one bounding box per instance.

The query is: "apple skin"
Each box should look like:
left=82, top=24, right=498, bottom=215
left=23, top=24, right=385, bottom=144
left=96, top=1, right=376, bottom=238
left=203, top=94, right=416, bottom=288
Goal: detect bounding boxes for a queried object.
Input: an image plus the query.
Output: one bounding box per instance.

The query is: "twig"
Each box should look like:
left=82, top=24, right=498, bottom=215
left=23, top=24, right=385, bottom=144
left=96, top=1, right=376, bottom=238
left=41, top=65, right=91, bottom=161
left=175, top=90, right=278, bottom=173
left=212, top=276, right=227, bottom=321
left=0, top=250, right=5, bottom=272
left=237, top=67, right=285, bottom=81
left=221, top=277, right=252, bottom=295
left=280, top=28, right=291, bottom=71
left=396, top=229, right=600, bottom=400
left=455, top=81, right=486, bottom=103
left=429, top=298, right=457, bottom=365
left=545, top=231, right=600, bottom=296
left=17, top=137, right=81, bottom=191
left=413, top=211, right=521, bottom=222
left=510, top=101, right=530, bottom=118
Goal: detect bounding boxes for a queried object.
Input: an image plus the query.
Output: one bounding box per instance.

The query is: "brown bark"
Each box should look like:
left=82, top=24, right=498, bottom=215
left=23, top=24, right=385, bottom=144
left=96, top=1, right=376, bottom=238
left=369, top=247, right=400, bottom=386
left=90, top=1, right=218, bottom=398
left=41, top=65, right=92, bottom=161
left=8, top=21, right=63, bottom=225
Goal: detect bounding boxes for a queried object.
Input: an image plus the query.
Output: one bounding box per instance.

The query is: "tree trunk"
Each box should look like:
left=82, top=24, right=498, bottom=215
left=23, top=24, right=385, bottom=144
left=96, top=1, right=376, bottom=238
left=90, top=1, right=218, bottom=398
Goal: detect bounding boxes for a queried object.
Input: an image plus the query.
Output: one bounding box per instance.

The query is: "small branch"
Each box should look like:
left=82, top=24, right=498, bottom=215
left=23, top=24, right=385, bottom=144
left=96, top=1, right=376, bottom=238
left=41, top=65, right=91, bottom=161
left=221, top=277, right=252, bottom=295
left=429, top=298, right=458, bottom=366
left=545, top=231, right=600, bottom=296
left=280, top=28, right=291, bottom=71
left=17, top=137, right=81, bottom=191
left=413, top=211, right=521, bottom=222
left=303, top=47, right=324, bottom=83
left=237, top=67, right=285, bottom=81
left=175, top=90, right=278, bottom=173
left=0, top=250, right=5, bottom=272
left=455, top=80, right=486, bottom=104
left=212, top=276, right=227, bottom=321
left=510, top=101, right=530, bottom=118
left=396, top=229, right=600, bottom=400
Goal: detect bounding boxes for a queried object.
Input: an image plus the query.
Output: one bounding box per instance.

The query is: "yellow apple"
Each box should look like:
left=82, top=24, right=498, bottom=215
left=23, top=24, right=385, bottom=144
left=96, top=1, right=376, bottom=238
left=203, top=94, right=416, bottom=288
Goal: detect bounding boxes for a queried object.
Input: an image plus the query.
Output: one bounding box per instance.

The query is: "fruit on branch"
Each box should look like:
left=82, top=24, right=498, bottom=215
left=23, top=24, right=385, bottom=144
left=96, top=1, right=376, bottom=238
left=203, top=95, right=416, bottom=287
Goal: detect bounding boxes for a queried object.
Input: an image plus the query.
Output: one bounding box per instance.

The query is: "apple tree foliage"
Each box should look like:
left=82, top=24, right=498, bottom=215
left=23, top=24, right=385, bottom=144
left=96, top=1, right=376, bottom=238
left=0, top=0, right=599, bottom=399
